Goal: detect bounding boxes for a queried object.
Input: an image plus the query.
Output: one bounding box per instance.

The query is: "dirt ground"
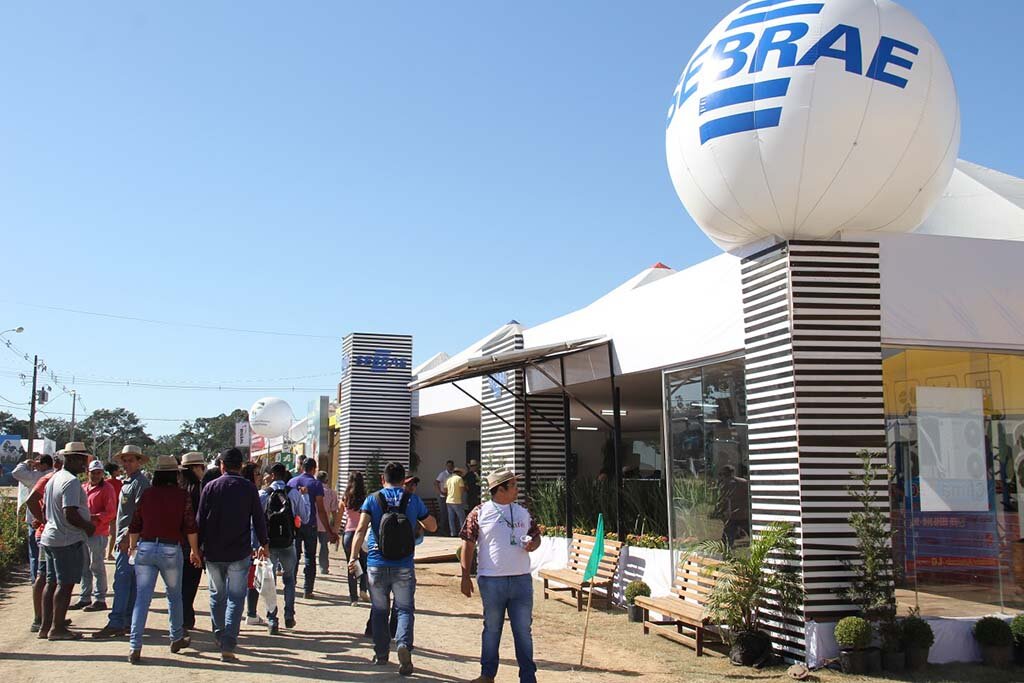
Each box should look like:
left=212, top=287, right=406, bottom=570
left=0, top=541, right=1014, bottom=683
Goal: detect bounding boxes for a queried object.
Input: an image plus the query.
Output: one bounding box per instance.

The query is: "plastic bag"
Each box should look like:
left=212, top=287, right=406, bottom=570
left=253, top=558, right=277, bottom=615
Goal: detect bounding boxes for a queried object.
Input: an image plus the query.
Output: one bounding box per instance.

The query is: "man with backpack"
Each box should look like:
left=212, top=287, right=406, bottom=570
left=348, top=461, right=437, bottom=677
left=258, top=463, right=309, bottom=635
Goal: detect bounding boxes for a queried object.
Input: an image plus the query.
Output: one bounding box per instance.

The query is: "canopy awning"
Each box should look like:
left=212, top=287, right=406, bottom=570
left=408, top=336, right=607, bottom=392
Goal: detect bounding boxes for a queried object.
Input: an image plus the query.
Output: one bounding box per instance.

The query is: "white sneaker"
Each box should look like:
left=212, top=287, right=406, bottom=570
left=246, top=615, right=267, bottom=626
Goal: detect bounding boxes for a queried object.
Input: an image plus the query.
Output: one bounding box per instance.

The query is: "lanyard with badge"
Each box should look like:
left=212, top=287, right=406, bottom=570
left=493, top=501, right=517, bottom=545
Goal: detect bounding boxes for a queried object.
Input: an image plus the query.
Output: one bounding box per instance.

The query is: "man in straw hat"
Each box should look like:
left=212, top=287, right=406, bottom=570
left=459, top=468, right=541, bottom=683
left=38, top=442, right=96, bottom=640
left=93, top=445, right=150, bottom=639
left=179, top=451, right=207, bottom=632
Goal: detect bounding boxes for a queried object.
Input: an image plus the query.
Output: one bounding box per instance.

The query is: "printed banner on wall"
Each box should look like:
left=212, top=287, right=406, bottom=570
left=916, top=386, right=988, bottom=512
left=0, top=435, right=25, bottom=485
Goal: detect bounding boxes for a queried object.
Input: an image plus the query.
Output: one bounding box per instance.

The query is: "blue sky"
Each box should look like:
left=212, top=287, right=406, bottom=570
left=2, top=1, right=1021, bottom=437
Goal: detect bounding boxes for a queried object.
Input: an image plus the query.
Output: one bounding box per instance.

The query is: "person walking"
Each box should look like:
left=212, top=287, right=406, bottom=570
left=316, top=470, right=338, bottom=575
left=12, top=453, right=51, bottom=583
left=348, top=461, right=437, bottom=676
left=93, top=445, right=151, bottom=639
left=241, top=461, right=267, bottom=627
left=445, top=467, right=467, bottom=536
left=459, top=468, right=542, bottom=683
left=337, top=471, right=369, bottom=605
left=126, top=455, right=202, bottom=664
left=38, top=443, right=96, bottom=641
left=196, top=447, right=269, bottom=661
left=73, top=459, right=117, bottom=612
left=464, top=460, right=482, bottom=510
left=288, top=457, right=337, bottom=598
left=104, top=462, right=123, bottom=561
left=178, top=451, right=207, bottom=632
left=258, top=463, right=308, bottom=634
left=434, top=460, right=454, bottom=535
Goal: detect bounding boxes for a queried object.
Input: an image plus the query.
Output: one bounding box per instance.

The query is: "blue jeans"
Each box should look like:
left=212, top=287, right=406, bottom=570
left=478, top=574, right=537, bottom=682
left=367, top=566, right=415, bottom=658
left=107, top=548, right=137, bottom=630
left=207, top=557, right=251, bottom=652
left=447, top=504, right=466, bottom=537
left=293, top=523, right=318, bottom=593
left=267, top=545, right=297, bottom=625
left=130, top=542, right=184, bottom=651
left=80, top=535, right=109, bottom=603
left=27, top=530, right=39, bottom=582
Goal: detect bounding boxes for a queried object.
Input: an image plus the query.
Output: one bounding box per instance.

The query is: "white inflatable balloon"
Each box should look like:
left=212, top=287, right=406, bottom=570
left=249, top=397, right=294, bottom=438
left=666, top=0, right=960, bottom=251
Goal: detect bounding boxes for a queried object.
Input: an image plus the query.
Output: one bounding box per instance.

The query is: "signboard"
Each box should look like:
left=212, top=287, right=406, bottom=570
left=234, top=421, right=251, bottom=448
left=0, top=435, right=25, bottom=486
left=916, top=387, right=988, bottom=512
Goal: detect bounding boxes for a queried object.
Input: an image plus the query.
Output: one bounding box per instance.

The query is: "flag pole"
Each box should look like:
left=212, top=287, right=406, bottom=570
left=579, top=579, right=595, bottom=668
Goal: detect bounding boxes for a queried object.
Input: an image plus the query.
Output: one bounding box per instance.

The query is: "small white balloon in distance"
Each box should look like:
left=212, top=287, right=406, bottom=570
left=249, top=397, right=294, bottom=438
left=665, top=0, right=960, bottom=251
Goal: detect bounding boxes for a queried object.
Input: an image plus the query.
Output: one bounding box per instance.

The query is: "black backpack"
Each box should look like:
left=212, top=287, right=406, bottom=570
left=266, top=489, right=295, bottom=548
left=376, top=490, right=415, bottom=561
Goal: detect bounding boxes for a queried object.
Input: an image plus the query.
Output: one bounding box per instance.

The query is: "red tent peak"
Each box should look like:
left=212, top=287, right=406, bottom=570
left=651, top=262, right=671, bottom=270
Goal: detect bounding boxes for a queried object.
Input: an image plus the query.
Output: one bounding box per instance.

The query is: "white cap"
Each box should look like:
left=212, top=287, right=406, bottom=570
left=88, top=460, right=105, bottom=472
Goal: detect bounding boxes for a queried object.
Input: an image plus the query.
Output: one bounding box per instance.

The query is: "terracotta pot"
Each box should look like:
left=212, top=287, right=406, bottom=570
left=839, top=649, right=866, bottom=675
left=627, top=604, right=644, bottom=623
left=905, top=646, right=929, bottom=670
left=882, top=649, right=906, bottom=673
left=980, top=644, right=1013, bottom=668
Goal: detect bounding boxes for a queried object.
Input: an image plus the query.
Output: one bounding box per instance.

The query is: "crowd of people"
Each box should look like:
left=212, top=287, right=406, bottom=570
left=12, top=442, right=542, bottom=682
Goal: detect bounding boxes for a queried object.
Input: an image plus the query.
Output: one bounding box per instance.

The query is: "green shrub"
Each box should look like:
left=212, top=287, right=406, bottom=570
left=834, top=616, right=872, bottom=650
left=0, top=496, right=28, bottom=579
left=902, top=615, right=935, bottom=649
left=1011, top=615, right=1024, bottom=645
left=624, top=580, right=651, bottom=605
left=529, top=478, right=669, bottom=539
left=973, top=616, right=1013, bottom=647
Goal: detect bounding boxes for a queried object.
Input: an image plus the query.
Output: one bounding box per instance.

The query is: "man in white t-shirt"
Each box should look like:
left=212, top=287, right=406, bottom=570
left=459, top=469, right=541, bottom=683
left=434, top=460, right=454, bottom=535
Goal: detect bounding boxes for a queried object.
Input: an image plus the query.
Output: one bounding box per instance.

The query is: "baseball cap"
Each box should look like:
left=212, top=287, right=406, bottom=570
left=88, top=460, right=105, bottom=472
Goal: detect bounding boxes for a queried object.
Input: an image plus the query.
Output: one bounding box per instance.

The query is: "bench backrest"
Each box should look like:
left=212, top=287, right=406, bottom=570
left=672, top=555, right=721, bottom=608
left=565, top=534, right=623, bottom=583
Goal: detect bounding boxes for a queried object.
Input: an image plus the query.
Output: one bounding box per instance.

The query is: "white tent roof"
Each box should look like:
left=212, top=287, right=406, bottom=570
left=916, top=159, right=1024, bottom=241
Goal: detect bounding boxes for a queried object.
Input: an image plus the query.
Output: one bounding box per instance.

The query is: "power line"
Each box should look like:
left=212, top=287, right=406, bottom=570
left=5, top=300, right=341, bottom=340
left=1, top=402, right=190, bottom=423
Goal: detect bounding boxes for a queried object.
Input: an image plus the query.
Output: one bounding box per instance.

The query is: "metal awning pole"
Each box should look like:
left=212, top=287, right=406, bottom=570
left=607, top=342, right=625, bottom=542
left=562, top=356, right=574, bottom=540
left=490, top=374, right=563, bottom=434
left=453, top=383, right=522, bottom=435
left=528, top=362, right=614, bottom=430
left=524, top=382, right=532, bottom=497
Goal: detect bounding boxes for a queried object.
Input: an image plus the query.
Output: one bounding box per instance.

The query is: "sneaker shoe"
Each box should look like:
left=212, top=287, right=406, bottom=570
left=397, top=643, right=413, bottom=676
left=30, top=621, right=40, bottom=633
left=91, top=625, right=127, bottom=639
left=371, top=655, right=389, bottom=666
left=170, top=636, right=191, bottom=653
left=350, top=598, right=359, bottom=607
left=82, top=601, right=108, bottom=612
left=470, top=677, right=496, bottom=683
left=220, top=650, right=238, bottom=662
left=267, top=623, right=279, bottom=636
left=245, top=615, right=267, bottom=627
left=321, top=567, right=330, bottom=575
left=128, top=649, right=141, bottom=665
left=285, top=618, right=296, bottom=629
left=303, top=590, right=313, bottom=599
left=68, top=601, right=90, bottom=611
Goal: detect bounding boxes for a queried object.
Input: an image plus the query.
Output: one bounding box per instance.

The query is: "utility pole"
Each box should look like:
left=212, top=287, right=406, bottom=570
left=27, top=355, right=38, bottom=459
left=69, top=390, right=77, bottom=443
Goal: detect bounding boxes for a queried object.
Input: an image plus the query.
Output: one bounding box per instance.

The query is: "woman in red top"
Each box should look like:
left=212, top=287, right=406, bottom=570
left=126, top=455, right=202, bottom=664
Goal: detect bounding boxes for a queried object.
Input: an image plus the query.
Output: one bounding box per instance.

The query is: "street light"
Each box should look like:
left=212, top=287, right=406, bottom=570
left=0, top=326, right=24, bottom=336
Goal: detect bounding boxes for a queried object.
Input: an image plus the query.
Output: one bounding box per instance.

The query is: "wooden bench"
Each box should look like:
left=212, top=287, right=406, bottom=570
left=634, top=555, right=722, bottom=656
left=539, top=534, right=623, bottom=611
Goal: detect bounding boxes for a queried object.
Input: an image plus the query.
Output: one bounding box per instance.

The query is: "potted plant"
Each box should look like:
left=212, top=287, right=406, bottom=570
left=878, top=613, right=905, bottom=673
left=624, top=580, right=650, bottom=623
left=901, top=611, right=934, bottom=671
left=694, top=521, right=804, bottom=668
left=973, top=616, right=1013, bottom=667
left=834, top=616, right=872, bottom=674
left=1012, top=614, right=1024, bottom=666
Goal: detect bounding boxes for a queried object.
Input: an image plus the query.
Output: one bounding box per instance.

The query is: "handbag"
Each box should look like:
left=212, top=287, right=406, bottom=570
left=254, top=558, right=278, bottom=615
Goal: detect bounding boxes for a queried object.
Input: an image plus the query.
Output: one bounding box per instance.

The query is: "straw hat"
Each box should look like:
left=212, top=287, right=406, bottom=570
left=153, top=455, right=179, bottom=472
left=180, top=452, right=206, bottom=468
left=62, top=441, right=91, bottom=457
left=114, top=444, right=149, bottom=465
left=485, top=468, right=517, bottom=489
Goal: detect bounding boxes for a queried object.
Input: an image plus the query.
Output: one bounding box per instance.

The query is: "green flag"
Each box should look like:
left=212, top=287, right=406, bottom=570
left=582, top=513, right=605, bottom=583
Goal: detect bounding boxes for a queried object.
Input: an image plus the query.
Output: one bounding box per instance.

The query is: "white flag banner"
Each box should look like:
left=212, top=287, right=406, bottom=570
left=235, top=421, right=251, bottom=448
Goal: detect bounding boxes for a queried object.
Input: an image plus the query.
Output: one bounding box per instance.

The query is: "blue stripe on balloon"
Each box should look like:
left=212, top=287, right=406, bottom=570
left=699, top=108, right=783, bottom=144
left=699, top=77, right=790, bottom=114
left=727, top=3, right=824, bottom=30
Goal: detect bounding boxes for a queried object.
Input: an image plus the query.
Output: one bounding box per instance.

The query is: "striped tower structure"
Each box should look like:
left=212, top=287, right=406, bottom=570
left=741, top=240, right=887, bottom=661
left=337, top=333, right=413, bottom=494
left=478, top=324, right=565, bottom=493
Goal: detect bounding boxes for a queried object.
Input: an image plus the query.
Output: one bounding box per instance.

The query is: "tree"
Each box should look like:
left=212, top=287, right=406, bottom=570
left=0, top=411, right=31, bottom=438
left=177, top=408, right=248, bottom=456
left=36, top=417, right=72, bottom=444
left=80, top=408, right=155, bottom=458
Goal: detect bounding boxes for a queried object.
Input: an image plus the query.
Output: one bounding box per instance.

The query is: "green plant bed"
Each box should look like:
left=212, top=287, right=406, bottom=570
left=0, top=496, right=29, bottom=579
